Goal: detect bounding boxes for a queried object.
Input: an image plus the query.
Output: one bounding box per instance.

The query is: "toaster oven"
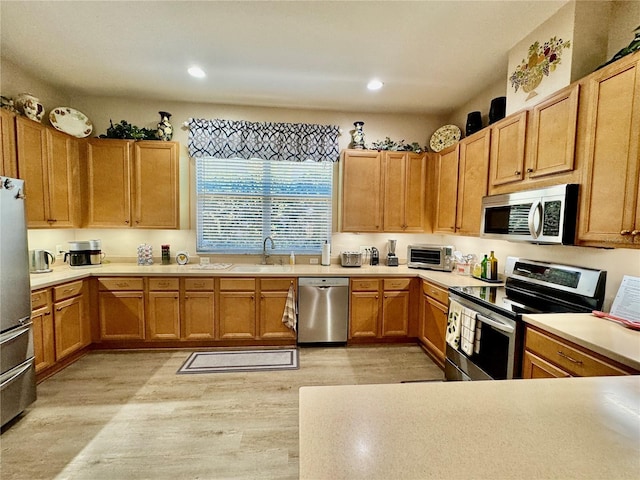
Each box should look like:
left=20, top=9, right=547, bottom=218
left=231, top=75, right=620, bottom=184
left=407, top=245, right=455, bottom=271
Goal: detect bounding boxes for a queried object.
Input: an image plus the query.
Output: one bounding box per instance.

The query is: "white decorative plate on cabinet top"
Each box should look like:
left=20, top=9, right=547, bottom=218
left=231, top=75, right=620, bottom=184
left=49, top=107, right=93, bottom=138
left=429, top=124, right=461, bottom=152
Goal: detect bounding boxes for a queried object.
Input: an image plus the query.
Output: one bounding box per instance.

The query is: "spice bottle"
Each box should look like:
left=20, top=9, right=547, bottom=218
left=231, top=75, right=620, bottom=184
left=480, top=254, right=488, bottom=279
left=488, top=251, right=498, bottom=280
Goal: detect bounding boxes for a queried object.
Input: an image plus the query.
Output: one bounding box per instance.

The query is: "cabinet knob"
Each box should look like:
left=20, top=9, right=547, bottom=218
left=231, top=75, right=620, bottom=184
left=45, top=311, right=51, bottom=316
left=56, top=307, right=63, bottom=312
left=526, top=168, right=534, bottom=173
left=621, top=229, right=631, bottom=235
left=631, top=230, right=640, bottom=236
left=514, top=170, right=521, bottom=175
left=125, top=220, right=129, bottom=224
left=375, top=295, right=379, bottom=299
left=184, top=296, right=189, bottom=299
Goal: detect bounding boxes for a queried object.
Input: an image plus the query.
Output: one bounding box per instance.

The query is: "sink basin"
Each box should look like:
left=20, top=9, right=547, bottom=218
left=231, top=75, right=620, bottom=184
left=230, top=264, right=293, bottom=273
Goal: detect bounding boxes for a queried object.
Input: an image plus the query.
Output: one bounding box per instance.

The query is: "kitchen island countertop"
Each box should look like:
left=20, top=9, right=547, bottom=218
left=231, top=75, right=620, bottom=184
left=299, top=376, right=640, bottom=479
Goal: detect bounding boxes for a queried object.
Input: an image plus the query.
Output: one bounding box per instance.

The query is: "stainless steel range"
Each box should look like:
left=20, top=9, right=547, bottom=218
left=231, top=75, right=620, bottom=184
left=445, top=257, right=606, bottom=381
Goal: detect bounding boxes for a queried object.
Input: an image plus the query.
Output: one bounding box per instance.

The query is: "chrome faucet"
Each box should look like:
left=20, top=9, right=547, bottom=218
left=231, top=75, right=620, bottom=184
left=262, top=236, right=275, bottom=264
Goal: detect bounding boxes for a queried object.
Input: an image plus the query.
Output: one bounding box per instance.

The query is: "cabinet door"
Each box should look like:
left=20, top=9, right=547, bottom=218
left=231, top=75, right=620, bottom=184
left=434, top=146, right=459, bottom=234
left=528, top=84, right=579, bottom=179
left=522, top=350, right=571, bottom=379
left=86, top=139, right=133, bottom=227
left=456, top=130, right=490, bottom=236
left=219, top=292, right=256, bottom=339
left=46, top=129, right=78, bottom=227
left=342, top=150, right=383, bottom=232
left=383, top=151, right=407, bottom=231
left=98, top=291, right=145, bottom=340
left=53, top=295, right=84, bottom=360
left=147, top=292, right=180, bottom=340
left=259, top=291, right=297, bottom=340
left=381, top=290, right=409, bottom=337
left=0, top=109, right=17, bottom=178
left=183, top=292, right=215, bottom=340
left=404, top=153, right=427, bottom=232
left=16, top=117, right=49, bottom=226
left=420, top=294, right=448, bottom=367
left=578, top=56, right=640, bottom=246
left=32, top=305, right=55, bottom=372
left=349, top=291, right=379, bottom=338
left=133, top=141, right=179, bottom=228
left=488, top=111, right=527, bottom=188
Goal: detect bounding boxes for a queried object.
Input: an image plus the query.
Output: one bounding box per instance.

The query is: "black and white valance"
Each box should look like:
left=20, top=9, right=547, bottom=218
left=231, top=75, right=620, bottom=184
left=188, top=118, right=340, bottom=162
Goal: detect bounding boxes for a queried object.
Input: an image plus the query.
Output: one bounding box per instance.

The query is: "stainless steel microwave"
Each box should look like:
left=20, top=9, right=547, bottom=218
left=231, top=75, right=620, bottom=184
left=407, top=245, right=455, bottom=271
left=480, top=184, right=579, bottom=244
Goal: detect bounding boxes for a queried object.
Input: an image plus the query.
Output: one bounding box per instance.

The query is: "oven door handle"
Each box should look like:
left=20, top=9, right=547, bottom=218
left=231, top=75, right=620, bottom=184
left=476, top=314, right=515, bottom=334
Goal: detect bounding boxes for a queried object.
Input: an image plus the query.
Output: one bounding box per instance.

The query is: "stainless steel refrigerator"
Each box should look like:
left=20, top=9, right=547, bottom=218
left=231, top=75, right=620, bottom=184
left=0, top=176, right=36, bottom=427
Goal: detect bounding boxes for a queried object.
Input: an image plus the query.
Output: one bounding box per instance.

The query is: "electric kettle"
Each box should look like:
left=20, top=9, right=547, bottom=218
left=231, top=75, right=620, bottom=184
left=29, top=249, right=55, bottom=273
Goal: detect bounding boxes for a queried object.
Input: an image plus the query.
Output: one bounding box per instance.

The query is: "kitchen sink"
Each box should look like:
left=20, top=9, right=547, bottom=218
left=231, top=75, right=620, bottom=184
left=229, top=264, right=294, bottom=273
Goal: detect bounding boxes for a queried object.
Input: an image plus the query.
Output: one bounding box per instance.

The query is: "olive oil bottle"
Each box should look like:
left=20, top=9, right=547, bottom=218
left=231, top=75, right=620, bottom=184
left=489, top=250, right=498, bottom=280
left=480, top=254, right=488, bottom=279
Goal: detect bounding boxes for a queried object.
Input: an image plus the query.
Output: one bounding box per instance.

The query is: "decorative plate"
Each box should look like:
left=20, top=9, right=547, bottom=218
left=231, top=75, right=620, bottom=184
left=429, top=124, right=461, bottom=152
left=49, top=107, right=93, bottom=138
left=175, top=251, right=190, bottom=265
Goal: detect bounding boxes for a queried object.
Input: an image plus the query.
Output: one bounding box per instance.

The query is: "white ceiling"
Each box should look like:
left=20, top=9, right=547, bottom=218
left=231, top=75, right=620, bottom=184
left=0, top=1, right=569, bottom=115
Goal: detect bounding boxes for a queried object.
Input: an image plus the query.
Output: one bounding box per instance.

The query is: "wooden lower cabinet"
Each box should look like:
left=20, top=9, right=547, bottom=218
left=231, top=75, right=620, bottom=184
left=522, top=326, right=636, bottom=378
left=31, top=289, right=55, bottom=373
left=98, top=278, right=145, bottom=341
left=183, top=278, right=215, bottom=340
left=53, top=295, right=85, bottom=360
left=218, top=278, right=257, bottom=340
left=418, top=280, right=448, bottom=368
left=258, top=278, right=297, bottom=340
left=147, top=278, right=180, bottom=340
left=349, top=278, right=414, bottom=341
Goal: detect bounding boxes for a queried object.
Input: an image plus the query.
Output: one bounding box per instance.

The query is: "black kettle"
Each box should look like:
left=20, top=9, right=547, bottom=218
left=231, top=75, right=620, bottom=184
left=370, top=247, right=379, bottom=265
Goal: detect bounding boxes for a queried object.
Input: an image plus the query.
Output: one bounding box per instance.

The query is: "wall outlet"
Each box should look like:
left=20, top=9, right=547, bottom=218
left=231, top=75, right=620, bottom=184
left=309, top=258, right=319, bottom=265
left=55, top=244, right=64, bottom=256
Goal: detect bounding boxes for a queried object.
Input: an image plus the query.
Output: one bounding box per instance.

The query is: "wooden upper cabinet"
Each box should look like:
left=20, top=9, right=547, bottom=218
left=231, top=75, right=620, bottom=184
left=341, top=149, right=383, bottom=232
left=433, top=145, right=459, bottom=234
left=16, top=117, right=79, bottom=228
left=488, top=111, right=527, bottom=189
left=527, top=83, right=579, bottom=179
left=383, top=151, right=426, bottom=232
left=0, top=109, right=17, bottom=178
left=456, top=129, right=490, bottom=236
left=577, top=52, right=640, bottom=247
left=133, top=141, right=179, bottom=228
left=86, top=139, right=132, bottom=227
left=86, top=139, right=179, bottom=229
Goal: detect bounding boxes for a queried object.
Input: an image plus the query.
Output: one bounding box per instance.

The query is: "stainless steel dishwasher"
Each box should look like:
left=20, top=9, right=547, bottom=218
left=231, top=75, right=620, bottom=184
left=297, top=277, right=349, bottom=344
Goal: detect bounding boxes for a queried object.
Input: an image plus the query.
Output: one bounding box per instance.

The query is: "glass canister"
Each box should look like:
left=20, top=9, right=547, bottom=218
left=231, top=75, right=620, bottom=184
left=161, top=244, right=171, bottom=265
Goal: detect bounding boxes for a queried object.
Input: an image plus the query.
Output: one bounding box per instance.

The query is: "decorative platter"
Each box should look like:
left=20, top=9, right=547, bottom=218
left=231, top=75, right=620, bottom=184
left=49, top=107, right=93, bottom=138
left=175, top=251, right=190, bottom=265
left=429, top=124, right=461, bottom=152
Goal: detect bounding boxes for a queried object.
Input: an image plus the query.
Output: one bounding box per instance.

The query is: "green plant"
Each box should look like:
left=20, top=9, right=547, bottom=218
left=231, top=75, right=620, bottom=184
left=99, top=120, right=157, bottom=140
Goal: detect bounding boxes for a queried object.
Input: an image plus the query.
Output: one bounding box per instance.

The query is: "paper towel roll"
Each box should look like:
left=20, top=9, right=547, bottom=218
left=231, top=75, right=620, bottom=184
left=321, top=242, right=331, bottom=265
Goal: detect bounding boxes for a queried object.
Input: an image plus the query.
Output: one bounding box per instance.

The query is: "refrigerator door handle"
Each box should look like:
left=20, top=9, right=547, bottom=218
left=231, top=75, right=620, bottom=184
left=0, top=323, right=33, bottom=346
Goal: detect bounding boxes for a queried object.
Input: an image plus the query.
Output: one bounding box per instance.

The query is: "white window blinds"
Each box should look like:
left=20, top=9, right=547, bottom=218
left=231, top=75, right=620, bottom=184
left=196, top=157, right=333, bottom=254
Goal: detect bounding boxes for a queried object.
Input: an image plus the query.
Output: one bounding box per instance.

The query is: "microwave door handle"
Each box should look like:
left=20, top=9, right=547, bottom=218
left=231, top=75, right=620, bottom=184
left=527, top=200, right=543, bottom=239
left=476, top=314, right=515, bottom=334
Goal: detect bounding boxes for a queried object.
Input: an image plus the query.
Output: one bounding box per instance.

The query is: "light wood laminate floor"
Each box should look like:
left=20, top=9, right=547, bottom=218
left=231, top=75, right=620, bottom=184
left=1, top=345, right=442, bottom=479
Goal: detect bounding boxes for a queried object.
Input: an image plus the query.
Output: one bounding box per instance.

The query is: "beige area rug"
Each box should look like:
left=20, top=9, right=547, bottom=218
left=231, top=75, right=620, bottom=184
left=177, top=348, right=299, bottom=374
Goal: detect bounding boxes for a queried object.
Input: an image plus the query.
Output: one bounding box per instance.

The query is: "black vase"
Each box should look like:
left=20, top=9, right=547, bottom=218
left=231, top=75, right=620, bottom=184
left=465, top=111, right=482, bottom=137
left=489, top=97, right=506, bottom=124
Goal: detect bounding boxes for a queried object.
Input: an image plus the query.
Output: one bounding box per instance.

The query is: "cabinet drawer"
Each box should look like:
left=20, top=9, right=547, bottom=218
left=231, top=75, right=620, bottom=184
left=525, top=327, right=629, bottom=377
left=383, top=278, right=411, bottom=291
left=422, top=281, right=448, bottom=305
left=220, top=278, right=255, bottom=291
left=148, top=278, right=179, bottom=291
left=98, top=277, right=144, bottom=291
left=351, top=279, right=380, bottom=292
left=184, top=278, right=214, bottom=291
left=53, top=280, right=84, bottom=302
left=31, top=289, right=51, bottom=309
left=260, top=278, right=296, bottom=291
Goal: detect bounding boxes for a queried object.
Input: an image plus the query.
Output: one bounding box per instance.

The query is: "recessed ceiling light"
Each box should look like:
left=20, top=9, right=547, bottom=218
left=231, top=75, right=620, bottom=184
left=367, top=79, right=383, bottom=90
left=188, top=66, right=206, bottom=78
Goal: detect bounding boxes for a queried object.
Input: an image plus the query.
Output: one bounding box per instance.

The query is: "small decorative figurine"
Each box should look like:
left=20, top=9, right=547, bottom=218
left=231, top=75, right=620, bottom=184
left=157, top=111, right=173, bottom=141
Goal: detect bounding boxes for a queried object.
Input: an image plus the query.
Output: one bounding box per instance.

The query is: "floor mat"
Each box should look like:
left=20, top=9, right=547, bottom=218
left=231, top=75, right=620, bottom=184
left=177, top=348, right=299, bottom=374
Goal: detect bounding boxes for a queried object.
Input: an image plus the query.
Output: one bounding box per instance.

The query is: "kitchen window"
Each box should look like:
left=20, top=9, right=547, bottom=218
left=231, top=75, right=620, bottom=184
left=196, top=157, right=333, bottom=254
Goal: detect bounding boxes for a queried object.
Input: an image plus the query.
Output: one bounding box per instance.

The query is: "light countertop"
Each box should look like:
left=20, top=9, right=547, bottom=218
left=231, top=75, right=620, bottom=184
left=29, top=262, right=496, bottom=290
left=523, top=313, right=640, bottom=371
left=299, top=376, right=640, bottom=480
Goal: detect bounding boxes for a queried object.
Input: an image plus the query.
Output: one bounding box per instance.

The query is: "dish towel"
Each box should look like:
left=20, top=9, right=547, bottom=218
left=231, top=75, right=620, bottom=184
left=281, top=283, right=297, bottom=332
left=446, top=300, right=463, bottom=349
left=460, top=306, right=477, bottom=356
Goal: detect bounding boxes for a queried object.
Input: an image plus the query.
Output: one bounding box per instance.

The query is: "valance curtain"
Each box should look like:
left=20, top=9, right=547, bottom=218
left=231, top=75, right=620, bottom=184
left=188, top=118, right=340, bottom=162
